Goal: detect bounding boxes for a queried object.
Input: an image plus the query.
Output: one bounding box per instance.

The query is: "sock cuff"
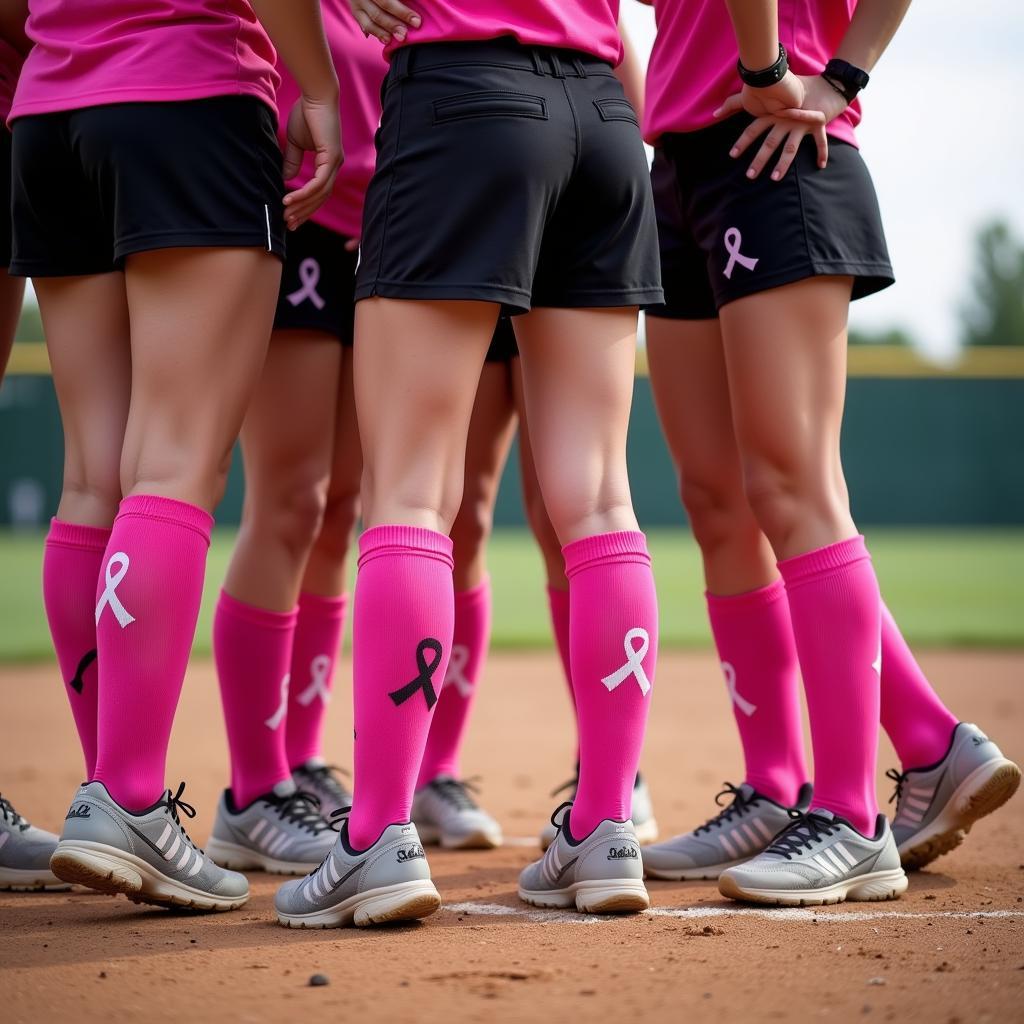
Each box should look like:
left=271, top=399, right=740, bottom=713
left=217, top=589, right=298, bottom=630
left=778, top=535, right=870, bottom=588
left=562, top=530, right=650, bottom=578
left=358, top=524, right=454, bottom=570
left=116, top=494, right=214, bottom=542
left=454, top=576, right=490, bottom=609
left=297, top=590, right=348, bottom=618
left=706, top=577, right=787, bottom=614
left=47, top=517, right=112, bottom=551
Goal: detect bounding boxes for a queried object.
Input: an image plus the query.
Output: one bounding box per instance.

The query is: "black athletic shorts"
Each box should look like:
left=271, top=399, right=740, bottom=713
left=647, top=115, right=894, bottom=319
left=10, top=96, right=286, bottom=277
left=485, top=317, right=519, bottom=362
left=0, top=128, right=11, bottom=269
left=274, top=220, right=357, bottom=344
left=356, top=37, right=663, bottom=314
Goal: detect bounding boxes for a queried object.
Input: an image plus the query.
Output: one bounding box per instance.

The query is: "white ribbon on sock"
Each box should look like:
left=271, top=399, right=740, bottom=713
left=95, top=552, right=135, bottom=628
left=601, top=628, right=652, bottom=696
left=264, top=673, right=290, bottom=730
left=442, top=644, right=473, bottom=698
left=722, top=661, right=757, bottom=717
left=296, top=655, right=332, bottom=707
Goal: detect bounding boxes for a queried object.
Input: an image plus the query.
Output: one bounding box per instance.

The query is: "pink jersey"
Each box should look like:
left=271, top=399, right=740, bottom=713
left=10, top=0, right=278, bottom=121
left=0, top=39, right=22, bottom=123
left=276, top=3, right=386, bottom=239
left=384, top=1, right=623, bottom=65
left=645, top=0, right=860, bottom=146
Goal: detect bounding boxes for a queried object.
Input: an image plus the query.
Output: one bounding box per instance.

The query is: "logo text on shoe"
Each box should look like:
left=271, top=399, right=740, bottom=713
left=607, top=845, right=639, bottom=860
left=66, top=804, right=91, bottom=820
left=972, top=734, right=989, bottom=746
left=396, top=844, right=426, bottom=863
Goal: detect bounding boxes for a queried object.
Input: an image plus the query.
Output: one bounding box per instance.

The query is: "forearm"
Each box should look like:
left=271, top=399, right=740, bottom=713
left=615, top=15, right=645, bottom=119
left=834, top=0, right=913, bottom=72
left=722, top=0, right=779, bottom=70
left=250, top=0, right=338, bottom=99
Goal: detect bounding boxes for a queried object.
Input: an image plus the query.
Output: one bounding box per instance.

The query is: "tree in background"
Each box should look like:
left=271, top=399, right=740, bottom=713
left=848, top=325, right=916, bottom=347
left=960, top=219, right=1024, bottom=347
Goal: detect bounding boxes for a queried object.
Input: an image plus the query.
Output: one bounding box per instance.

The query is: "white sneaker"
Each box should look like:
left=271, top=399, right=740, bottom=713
left=412, top=776, right=502, bottom=849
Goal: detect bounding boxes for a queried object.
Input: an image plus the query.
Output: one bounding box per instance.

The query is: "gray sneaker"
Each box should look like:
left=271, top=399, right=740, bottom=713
left=291, top=760, right=353, bottom=817
left=50, top=781, right=248, bottom=911
left=889, top=722, right=1021, bottom=870
left=643, top=781, right=813, bottom=880
left=519, top=804, right=650, bottom=914
left=540, top=771, right=658, bottom=850
left=0, top=794, right=70, bottom=891
left=205, top=781, right=336, bottom=875
left=275, top=818, right=441, bottom=928
left=718, top=810, right=908, bottom=907
left=412, top=776, right=502, bottom=849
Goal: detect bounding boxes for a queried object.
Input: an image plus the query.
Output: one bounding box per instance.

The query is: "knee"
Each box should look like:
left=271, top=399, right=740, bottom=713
left=249, top=481, right=328, bottom=558
left=61, top=472, right=123, bottom=525
left=679, top=470, right=757, bottom=554
left=450, top=491, right=494, bottom=566
left=315, top=481, right=361, bottom=561
left=739, top=455, right=840, bottom=548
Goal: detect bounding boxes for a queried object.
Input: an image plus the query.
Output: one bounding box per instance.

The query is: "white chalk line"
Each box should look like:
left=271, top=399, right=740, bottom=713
left=502, top=836, right=541, bottom=848
left=444, top=901, right=1024, bottom=926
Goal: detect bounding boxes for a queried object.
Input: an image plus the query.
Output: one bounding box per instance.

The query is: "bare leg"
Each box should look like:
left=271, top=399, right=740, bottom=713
left=0, top=270, right=25, bottom=383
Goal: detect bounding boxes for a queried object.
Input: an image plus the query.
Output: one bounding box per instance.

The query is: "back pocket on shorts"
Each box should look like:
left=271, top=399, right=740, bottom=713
left=432, top=91, right=548, bottom=125
left=594, top=97, right=639, bottom=125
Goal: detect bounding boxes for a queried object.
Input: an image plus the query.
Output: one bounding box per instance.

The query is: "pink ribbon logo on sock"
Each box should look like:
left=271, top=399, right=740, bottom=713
left=264, top=673, right=290, bottom=730
left=297, top=655, right=332, bottom=707
left=286, top=258, right=326, bottom=310
left=722, top=227, right=758, bottom=279
left=601, top=628, right=652, bottom=696
left=443, top=644, right=473, bottom=698
left=722, top=661, right=757, bottom=717
left=95, top=552, right=135, bottom=628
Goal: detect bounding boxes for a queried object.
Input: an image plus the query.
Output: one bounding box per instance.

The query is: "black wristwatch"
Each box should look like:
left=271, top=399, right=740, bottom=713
left=737, top=43, right=788, bottom=88
left=822, top=59, right=870, bottom=104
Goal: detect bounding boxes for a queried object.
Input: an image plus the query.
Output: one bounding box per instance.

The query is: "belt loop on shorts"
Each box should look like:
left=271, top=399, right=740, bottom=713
left=392, top=45, right=414, bottom=80
left=572, top=57, right=587, bottom=78
left=528, top=47, right=545, bottom=75
left=548, top=52, right=565, bottom=79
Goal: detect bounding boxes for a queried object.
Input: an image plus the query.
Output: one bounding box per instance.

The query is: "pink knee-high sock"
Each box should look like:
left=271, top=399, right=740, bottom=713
left=778, top=535, right=881, bottom=836
left=214, top=591, right=298, bottom=807
left=348, top=525, right=454, bottom=850
left=92, top=495, right=212, bottom=812
left=879, top=602, right=958, bottom=769
left=42, top=519, right=111, bottom=778
left=565, top=531, right=657, bottom=840
left=706, top=580, right=807, bottom=806
left=417, top=578, right=491, bottom=786
left=285, top=591, right=347, bottom=770
left=547, top=584, right=575, bottom=712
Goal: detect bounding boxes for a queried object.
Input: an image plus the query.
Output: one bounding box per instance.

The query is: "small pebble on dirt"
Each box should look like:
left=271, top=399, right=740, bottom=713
left=867, top=977, right=886, bottom=986
left=309, top=974, right=330, bottom=987
left=98, top=972, right=106, bottom=979
left=924, top=894, right=936, bottom=901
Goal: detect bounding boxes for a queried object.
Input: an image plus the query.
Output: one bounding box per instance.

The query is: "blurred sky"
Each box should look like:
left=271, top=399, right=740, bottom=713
left=622, top=0, right=1024, bottom=360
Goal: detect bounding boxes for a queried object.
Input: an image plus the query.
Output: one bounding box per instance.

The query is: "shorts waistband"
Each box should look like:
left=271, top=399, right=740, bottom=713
left=389, top=36, right=614, bottom=81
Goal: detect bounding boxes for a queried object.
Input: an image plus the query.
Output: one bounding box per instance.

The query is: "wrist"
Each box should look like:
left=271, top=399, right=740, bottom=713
left=821, top=58, right=869, bottom=104
left=738, top=44, right=789, bottom=89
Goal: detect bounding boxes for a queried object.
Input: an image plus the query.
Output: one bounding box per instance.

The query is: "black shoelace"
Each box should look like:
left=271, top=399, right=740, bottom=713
left=163, top=782, right=200, bottom=851
left=297, top=764, right=352, bottom=803
left=0, top=794, right=29, bottom=832
left=550, top=766, right=580, bottom=800
left=328, top=806, right=352, bottom=834
left=431, top=777, right=481, bottom=812
left=885, top=767, right=907, bottom=806
left=548, top=799, right=574, bottom=832
left=764, top=811, right=839, bottom=860
left=272, top=790, right=330, bottom=834
left=694, top=782, right=760, bottom=835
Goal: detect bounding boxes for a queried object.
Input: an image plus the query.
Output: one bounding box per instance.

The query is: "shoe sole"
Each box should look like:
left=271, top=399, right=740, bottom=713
left=417, top=824, right=503, bottom=850
left=0, top=866, right=71, bottom=892
left=518, top=878, right=651, bottom=914
left=898, top=757, right=1021, bottom=871
left=644, top=854, right=750, bottom=882
left=205, top=836, right=328, bottom=876
left=276, top=879, right=442, bottom=929
left=718, top=867, right=908, bottom=907
left=540, top=817, right=659, bottom=852
left=50, top=841, right=248, bottom=912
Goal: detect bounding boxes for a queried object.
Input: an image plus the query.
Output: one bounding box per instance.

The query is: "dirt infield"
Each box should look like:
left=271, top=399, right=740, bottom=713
left=3, top=650, right=1023, bottom=1023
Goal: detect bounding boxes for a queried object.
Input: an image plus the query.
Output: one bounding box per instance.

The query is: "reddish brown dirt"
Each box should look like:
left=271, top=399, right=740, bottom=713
left=3, top=651, right=1023, bottom=1023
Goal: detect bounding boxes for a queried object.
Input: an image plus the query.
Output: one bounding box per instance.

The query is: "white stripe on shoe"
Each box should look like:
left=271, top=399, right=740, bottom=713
left=740, top=823, right=761, bottom=848
left=823, top=848, right=847, bottom=873
left=248, top=820, right=268, bottom=842
left=156, top=823, right=173, bottom=851
left=719, top=833, right=738, bottom=858
left=751, top=817, right=775, bottom=842
left=812, top=855, right=839, bottom=878
left=164, top=835, right=181, bottom=861
left=176, top=845, right=192, bottom=870
left=833, top=842, right=858, bottom=867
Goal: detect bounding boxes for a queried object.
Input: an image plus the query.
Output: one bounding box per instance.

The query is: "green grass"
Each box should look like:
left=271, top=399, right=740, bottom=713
left=1, top=527, right=1022, bottom=663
